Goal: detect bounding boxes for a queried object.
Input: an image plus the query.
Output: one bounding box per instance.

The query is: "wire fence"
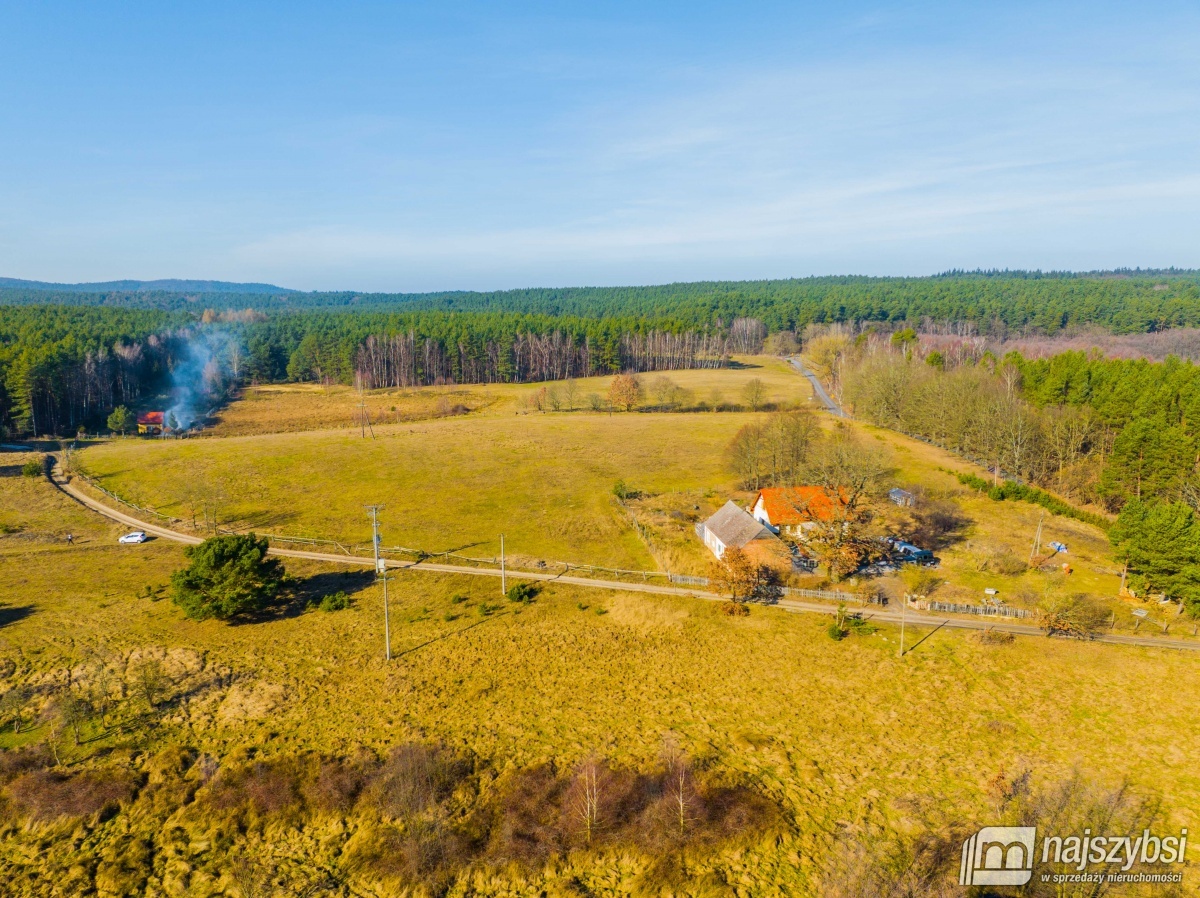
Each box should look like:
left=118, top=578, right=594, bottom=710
left=925, top=600, right=1035, bottom=620
left=63, top=454, right=185, bottom=528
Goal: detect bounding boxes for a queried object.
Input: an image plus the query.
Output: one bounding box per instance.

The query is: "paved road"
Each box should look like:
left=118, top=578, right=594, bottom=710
left=49, top=460, right=1200, bottom=653
left=789, top=356, right=846, bottom=417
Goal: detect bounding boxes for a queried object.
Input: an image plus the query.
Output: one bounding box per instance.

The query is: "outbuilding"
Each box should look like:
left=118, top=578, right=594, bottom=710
left=697, top=500, right=773, bottom=559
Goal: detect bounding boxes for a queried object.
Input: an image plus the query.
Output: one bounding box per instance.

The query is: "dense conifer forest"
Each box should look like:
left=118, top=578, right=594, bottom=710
left=3, top=269, right=1199, bottom=331
left=7, top=274, right=1200, bottom=589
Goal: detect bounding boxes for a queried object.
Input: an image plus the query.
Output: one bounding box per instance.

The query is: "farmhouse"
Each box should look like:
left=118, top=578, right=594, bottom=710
left=697, top=500, right=773, bottom=559
left=889, top=487, right=916, bottom=507
left=751, top=486, right=841, bottom=537
left=137, top=411, right=165, bottom=435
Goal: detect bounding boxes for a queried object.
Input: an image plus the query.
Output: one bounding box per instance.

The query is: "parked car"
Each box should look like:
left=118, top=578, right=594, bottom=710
left=118, top=531, right=148, bottom=544
left=882, top=535, right=936, bottom=564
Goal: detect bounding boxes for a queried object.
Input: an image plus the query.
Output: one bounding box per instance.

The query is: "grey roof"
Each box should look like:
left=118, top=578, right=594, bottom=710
left=703, top=500, right=772, bottom=549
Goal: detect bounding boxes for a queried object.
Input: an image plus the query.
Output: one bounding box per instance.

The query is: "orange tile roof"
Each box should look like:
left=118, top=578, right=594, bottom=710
left=755, top=486, right=841, bottom=525
left=741, top=538, right=794, bottom=571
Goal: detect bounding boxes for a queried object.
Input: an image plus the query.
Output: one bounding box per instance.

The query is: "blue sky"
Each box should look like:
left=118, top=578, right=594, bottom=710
left=1, top=2, right=1198, bottom=291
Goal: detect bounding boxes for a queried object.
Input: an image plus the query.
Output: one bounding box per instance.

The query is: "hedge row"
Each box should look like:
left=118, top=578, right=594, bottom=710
left=956, top=473, right=1112, bottom=532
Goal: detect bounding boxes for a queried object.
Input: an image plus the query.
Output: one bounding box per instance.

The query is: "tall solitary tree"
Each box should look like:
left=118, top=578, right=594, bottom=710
left=106, top=405, right=133, bottom=435
left=170, top=533, right=285, bottom=621
left=741, top=378, right=766, bottom=411
left=607, top=373, right=643, bottom=412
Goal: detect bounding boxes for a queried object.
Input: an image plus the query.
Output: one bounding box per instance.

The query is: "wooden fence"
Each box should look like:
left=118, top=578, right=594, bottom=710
left=925, top=600, right=1034, bottom=620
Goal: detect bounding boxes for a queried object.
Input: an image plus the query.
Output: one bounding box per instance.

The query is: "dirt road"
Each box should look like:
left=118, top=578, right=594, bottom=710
left=50, top=462, right=1199, bottom=653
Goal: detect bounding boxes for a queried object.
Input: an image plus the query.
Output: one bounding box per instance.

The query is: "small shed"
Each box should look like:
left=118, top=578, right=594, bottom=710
left=889, top=487, right=916, bottom=507
left=697, top=500, right=773, bottom=559
left=137, top=412, right=165, bottom=435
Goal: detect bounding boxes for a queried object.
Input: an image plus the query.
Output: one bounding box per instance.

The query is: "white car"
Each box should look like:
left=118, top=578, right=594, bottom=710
left=119, top=531, right=148, bottom=544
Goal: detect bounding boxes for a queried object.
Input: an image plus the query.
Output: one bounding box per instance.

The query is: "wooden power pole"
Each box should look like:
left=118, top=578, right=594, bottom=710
left=366, top=505, right=391, bottom=661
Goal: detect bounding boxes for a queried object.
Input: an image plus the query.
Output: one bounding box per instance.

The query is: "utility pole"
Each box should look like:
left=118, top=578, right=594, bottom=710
left=367, top=505, right=391, bottom=660
left=500, top=534, right=506, bottom=595
left=1029, top=512, right=1044, bottom=564
left=356, top=379, right=375, bottom=439
left=899, top=594, right=907, bottom=658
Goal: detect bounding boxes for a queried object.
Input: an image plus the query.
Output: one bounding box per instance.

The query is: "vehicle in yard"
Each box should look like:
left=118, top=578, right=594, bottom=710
left=882, top=535, right=937, bottom=565
left=118, top=531, right=148, bottom=544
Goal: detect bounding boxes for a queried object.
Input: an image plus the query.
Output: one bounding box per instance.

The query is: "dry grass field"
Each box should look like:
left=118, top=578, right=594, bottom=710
left=76, top=412, right=757, bottom=572
left=75, top=357, right=812, bottom=576
left=5, top=360, right=1199, bottom=894
left=3, top=461, right=1200, bottom=895
left=203, top=383, right=499, bottom=437
left=201, top=355, right=809, bottom=439
left=74, top=357, right=1139, bottom=613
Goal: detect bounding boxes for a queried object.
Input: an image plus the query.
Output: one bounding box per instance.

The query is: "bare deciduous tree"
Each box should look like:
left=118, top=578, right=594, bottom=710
left=741, top=377, right=766, bottom=411
left=651, top=375, right=682, bottom=409
left=567, top=758, right=603, bottom=845
left=0, top=684, right=32, bottom=734
left=708, top=548, right=782, bottom=603
left=727, top=410, right=819, bottom=489
left=796, top=430, right=890, bottom=580
left=132, top=658, right=170, bottom=711
left=663, top=747, right=697, bottom=837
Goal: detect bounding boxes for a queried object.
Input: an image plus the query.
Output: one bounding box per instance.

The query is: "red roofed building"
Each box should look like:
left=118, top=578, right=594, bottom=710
left=751, top=486, right=842, bottom=536
left=137, top=411, right=165, bottom=435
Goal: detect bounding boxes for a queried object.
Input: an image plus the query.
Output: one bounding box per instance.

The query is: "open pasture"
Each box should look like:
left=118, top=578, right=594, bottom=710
left=199, top=354, right=811, bottom=438
left=76, top=388, right=1130, bottom=609
left=75, top=358, right=813, bottom=573
left=2, top=445, right=1199, bottom=893
left=77, top=411, right=759, bottom=571
left=202, top=382, right=499, bottom=437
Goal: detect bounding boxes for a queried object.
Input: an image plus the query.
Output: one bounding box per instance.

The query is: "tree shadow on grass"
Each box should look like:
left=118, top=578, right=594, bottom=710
left=233, top=569, right=377, bottom=624
left=240, top=509, right=301, bottom=530
left=432, top=541, right=487, bottom=555
left=395, top=611, right=510, bottom=658
left=903, top=499, right=973, bottom=552
left=0, top=604, right=35, bottom=628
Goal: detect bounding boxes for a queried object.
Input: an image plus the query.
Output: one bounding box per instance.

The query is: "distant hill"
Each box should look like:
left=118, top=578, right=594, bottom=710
left=0, top=277, right=296, bottom=294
